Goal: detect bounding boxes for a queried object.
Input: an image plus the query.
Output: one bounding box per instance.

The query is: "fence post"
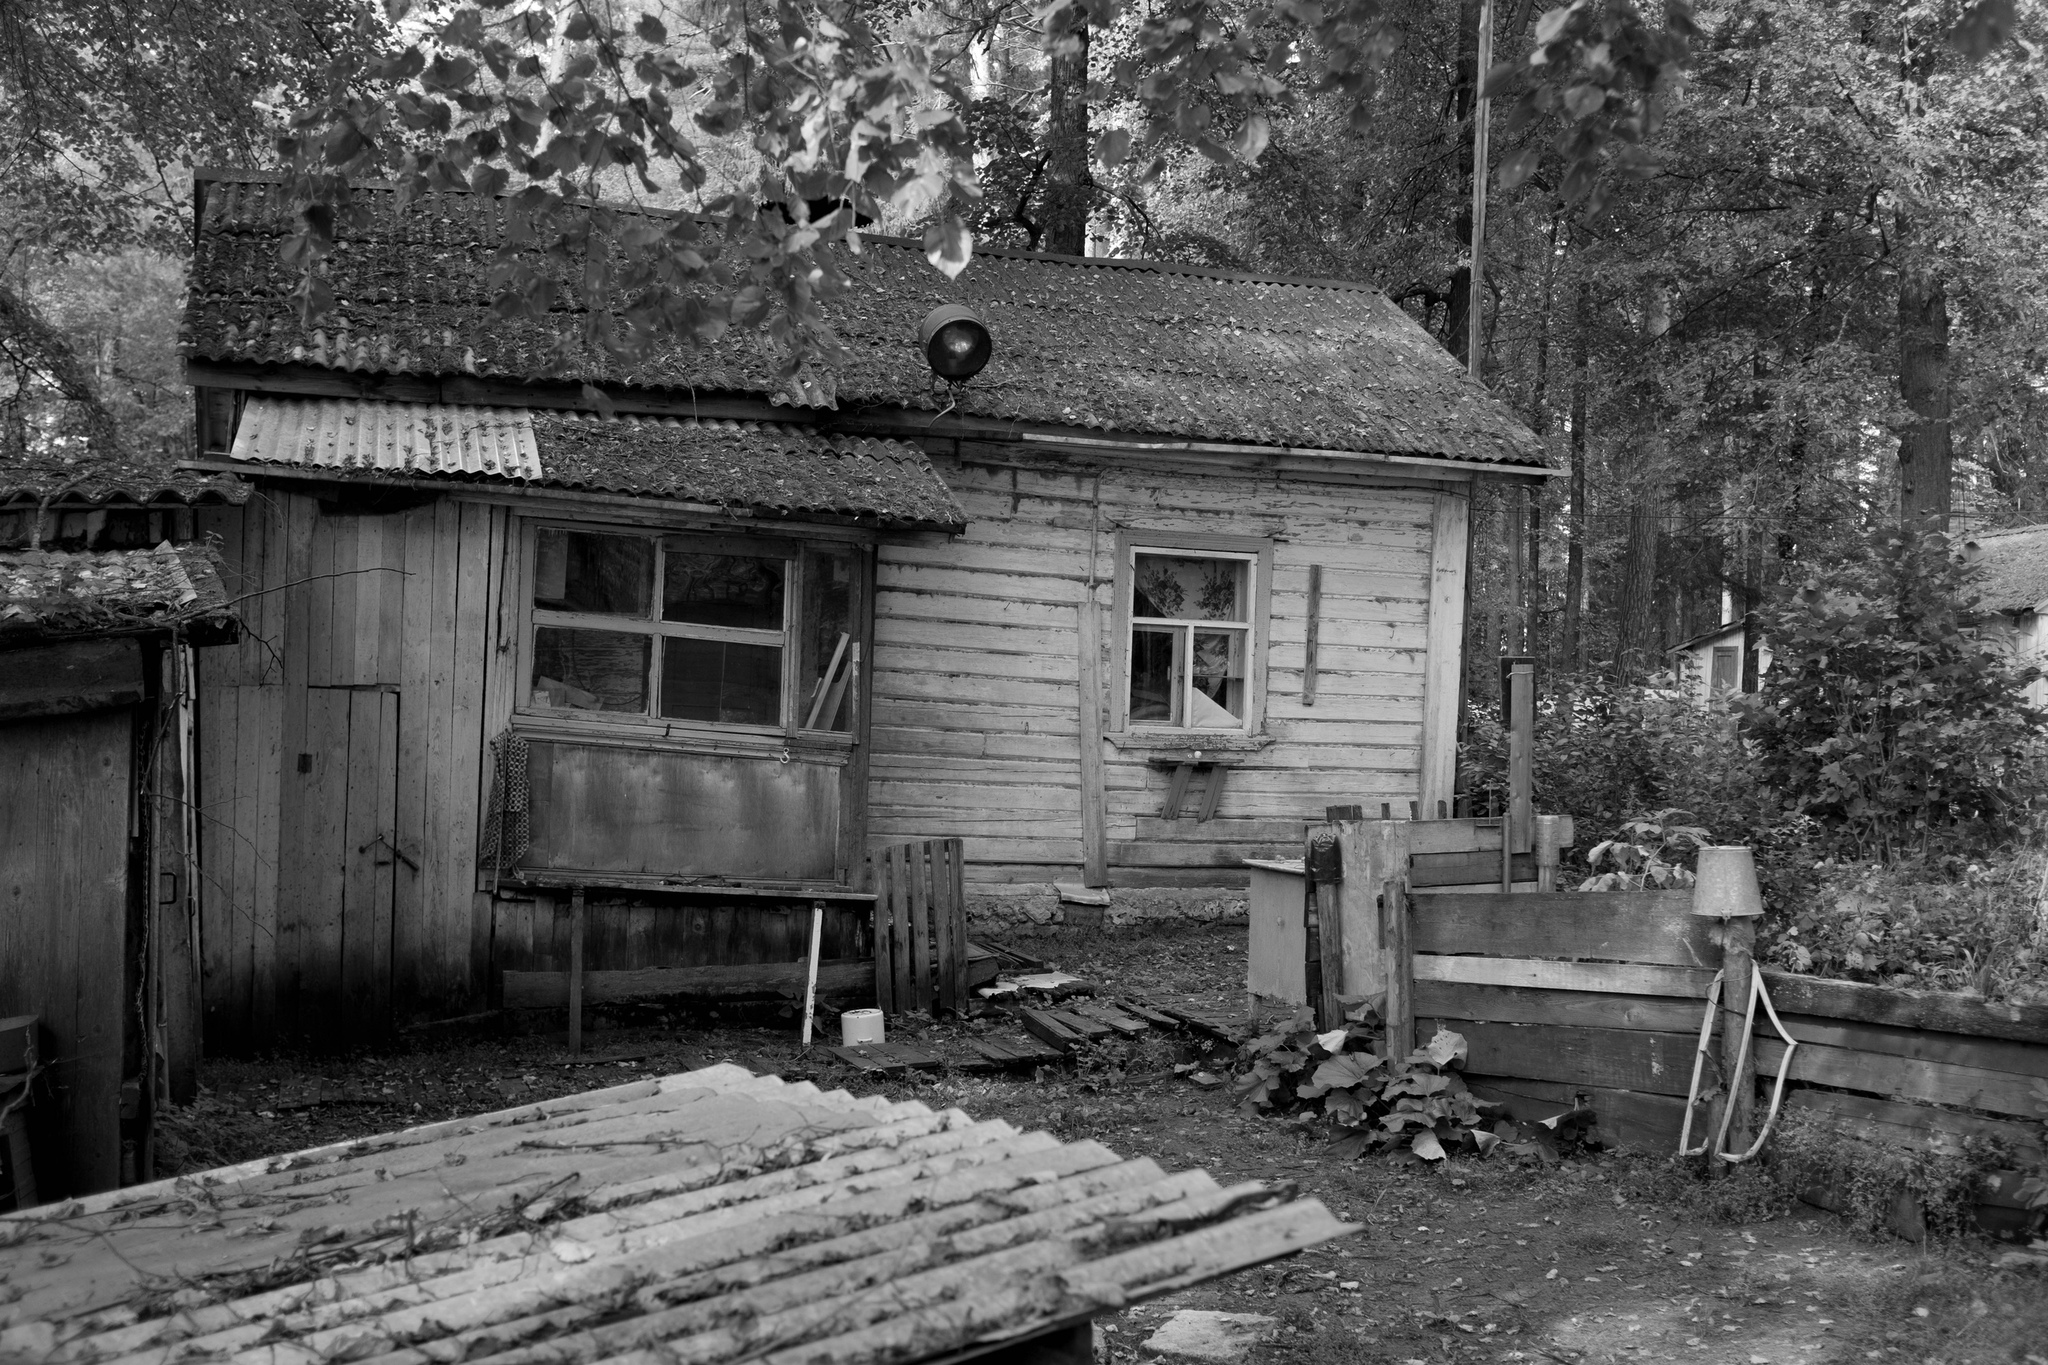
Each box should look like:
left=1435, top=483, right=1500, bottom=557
left=1714, top=916, right=1758, bottom=1167
left=1383, top=877, right=1413, bottom=1057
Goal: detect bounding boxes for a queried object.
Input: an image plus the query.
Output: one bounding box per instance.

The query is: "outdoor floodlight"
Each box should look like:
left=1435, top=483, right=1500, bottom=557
left=918, top=305, right=992, bottom=381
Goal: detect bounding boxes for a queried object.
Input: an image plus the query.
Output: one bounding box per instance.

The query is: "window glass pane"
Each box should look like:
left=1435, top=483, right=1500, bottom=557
left=532, top=627, right=650, bottom=712
left=534, top=529, right=653, bottom=616
left=663, top=549, right=785, bottom=629
left=1190, top=628, right=1247, bottom=727
left=800, top=547, right=856, bottom=731
left=661, top=638, right=783, bottom=726
left=1129, top=625, right=1183, bottom=724
left=1133, top=554, right=1247, bottom=622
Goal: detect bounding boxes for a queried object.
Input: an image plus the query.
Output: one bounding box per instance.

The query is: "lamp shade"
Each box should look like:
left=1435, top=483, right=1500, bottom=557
left=1691, top=845, right=1765, bottom=918
left=918, top=305, right=992, bottom=381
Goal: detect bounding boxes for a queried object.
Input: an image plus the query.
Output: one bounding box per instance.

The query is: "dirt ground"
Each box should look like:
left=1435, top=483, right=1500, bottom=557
left=158, top=921, right=2047, bottom=1365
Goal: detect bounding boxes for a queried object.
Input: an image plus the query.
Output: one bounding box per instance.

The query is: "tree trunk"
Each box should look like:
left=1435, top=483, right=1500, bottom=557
left=1562, top=281, right=1590, bottom=669
left=1041, top=14, right=1091, bottom=257
left=1444, top=0, right=1481, bottom=363
left=1897, top=262, right=1952, bottom=530
left=1614, top=490, right=1661, bottom=679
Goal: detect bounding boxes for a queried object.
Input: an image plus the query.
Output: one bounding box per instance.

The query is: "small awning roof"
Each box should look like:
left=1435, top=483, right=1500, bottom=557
left=0, top=542, right=236, bottom=641
left=223, top=397, right=968, bottom=531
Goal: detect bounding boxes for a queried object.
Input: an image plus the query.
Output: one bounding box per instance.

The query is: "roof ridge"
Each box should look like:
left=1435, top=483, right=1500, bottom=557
left=192, top=166, right=1384, bottom=295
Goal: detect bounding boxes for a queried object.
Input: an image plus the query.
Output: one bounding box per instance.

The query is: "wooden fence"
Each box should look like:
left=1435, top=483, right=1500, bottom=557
left=1404, top=885, right=2048, bottom=1235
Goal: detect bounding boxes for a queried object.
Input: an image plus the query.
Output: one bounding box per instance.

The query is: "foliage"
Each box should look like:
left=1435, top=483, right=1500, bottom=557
left=1736, top=530, right=2048, bottom=861
left=1233, top=1008, right=1595, bottom=1163
left=1763, top=1110, right=2039, bottom=1243
left=1756, top=848, right=2048, bottom=1002
left=1577, top=808, right=1708, bottom=890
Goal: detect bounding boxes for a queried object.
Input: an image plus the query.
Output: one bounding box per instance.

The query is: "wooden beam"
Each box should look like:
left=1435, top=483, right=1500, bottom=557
left=1302, top=565, right=1322, bottom=706
left=1417, top=492, right=1470, bottom=817
left=1760, top=970, right=2048, bottom=1045
left=568, top=888, right=585, bottom=1055
left=1076, top=584, right=1107, bottom=886
left=502, top=960, right=877, bottom=1008
left=1413, top=955, right=1715, bottom=999
left=1410, top=891, right=1712, bottom=967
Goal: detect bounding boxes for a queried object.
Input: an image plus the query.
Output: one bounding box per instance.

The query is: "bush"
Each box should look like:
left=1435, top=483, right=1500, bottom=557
left=1736, top=529, right=2048, bottom=861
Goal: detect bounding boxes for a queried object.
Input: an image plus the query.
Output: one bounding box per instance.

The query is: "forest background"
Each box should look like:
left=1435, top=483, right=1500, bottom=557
left=5, top=0, right=2048, bottom=997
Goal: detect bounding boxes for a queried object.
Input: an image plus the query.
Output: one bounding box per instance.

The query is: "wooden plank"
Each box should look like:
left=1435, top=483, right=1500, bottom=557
left=503, top=961, right=876, bottom=1007
left=1772, top=1012, right=2048, bottom=1079
left=1301, top=563, right=1321, bottom=706
left=1464, top=1075, right=1686, bottom=1152
left=568, top=889, right=585, bottom=1054
left=1417, top=491, right=1468, bottom=815
left=339, top=689, right=383, bottom=1030
left=1760, top=970, right=2048, bottom=1046
left=1413, top=981, right=1708, bottom=1034
left=0, top=638, right=146, bottom=720
left=1783, top=1089, right=2047, bottom=1165
left=391, top=503, right=437, bottom=1016
left=1409, top=890, right=1715, bottom=966
left=1414, top=955, right=1716, bottom=999
left=1384, top=877, right=1412, bottom=1056
left=1421, top=1018, right=1702, bottom=1097
left=1076, top=583, right=1107, bottom=886
left=1049, top=1009, right=1114, bottom=1043
left=195, top=679, right=248, bottom=1043
left=889, top=844, right=914, bottom=1014
left=247, top=682, right=284, bottom=1041
left=909, top=841, right=934, bottom=1014
left=444, top=500, right=495, bottom=1012
left=869, top=855, right=893, bottom=1016
left=294, top=687, right=353, bottom=1036
left=1756, top=1036, right=2048, bottom=1119
left=933, top=839, right=958, bottom=1014
left=829, top=1041, right=944, bottom=1074
left=1018, top=1008, right=1085, bottom=1052
left=971, top=1036, right=1067, bottom=1069
left=1067, top=1002, right=1147, bottom=1036
left=1411, top=850, right=1538, bottom=886
left=369, top=691, right=399, bottom=1024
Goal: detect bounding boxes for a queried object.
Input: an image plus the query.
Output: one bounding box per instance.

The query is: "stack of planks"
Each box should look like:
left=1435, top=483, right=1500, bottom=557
left=0, top=1065, right=1352, bottom=1365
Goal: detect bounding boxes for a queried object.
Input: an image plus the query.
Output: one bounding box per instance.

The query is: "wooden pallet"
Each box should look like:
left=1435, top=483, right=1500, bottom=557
left=870, top=838, right=969, bottom=1017
left=827, top=1041, right=946, bottom=1075
left=969, top=1035, right=1068, bottom=1071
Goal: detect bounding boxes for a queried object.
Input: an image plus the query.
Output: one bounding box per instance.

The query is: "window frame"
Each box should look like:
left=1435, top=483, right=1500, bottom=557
left=514, top=518, right=863, bottom=745
left=1109, top=529, right=1273, bottom=737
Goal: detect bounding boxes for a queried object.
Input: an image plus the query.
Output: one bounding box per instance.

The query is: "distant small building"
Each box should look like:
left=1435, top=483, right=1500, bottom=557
left=1962, top=524, right=2048, bottom=707
left=1668, top=621, right=1770, bottom=707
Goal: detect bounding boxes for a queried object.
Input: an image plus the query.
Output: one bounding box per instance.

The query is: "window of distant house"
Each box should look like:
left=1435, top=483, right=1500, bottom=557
left=1116, top=533, right=1271, bottom=734
left=523, top=524, right=860, bottom=734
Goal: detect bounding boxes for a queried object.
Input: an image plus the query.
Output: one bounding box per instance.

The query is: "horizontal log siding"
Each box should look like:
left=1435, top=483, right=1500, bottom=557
left=868, top=450, right=1440, bottom=886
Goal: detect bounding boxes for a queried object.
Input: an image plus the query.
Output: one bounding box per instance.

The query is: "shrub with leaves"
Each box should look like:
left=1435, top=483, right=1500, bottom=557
left=1233, top=1008, right=1596, bottom=1164
left=1578, top=809, right=1711, bottom=890
left=1736, top=529, right=2048, bottom=861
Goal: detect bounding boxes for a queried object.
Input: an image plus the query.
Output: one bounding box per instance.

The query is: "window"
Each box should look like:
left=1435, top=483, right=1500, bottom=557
left=1114, top=532, right=1271, bottom=734
left=525, top=524, right=860, bottom=734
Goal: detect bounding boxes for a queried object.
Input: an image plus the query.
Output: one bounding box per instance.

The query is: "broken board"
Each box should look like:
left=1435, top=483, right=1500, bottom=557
left=970, top=1035, right=1068, bottom=1071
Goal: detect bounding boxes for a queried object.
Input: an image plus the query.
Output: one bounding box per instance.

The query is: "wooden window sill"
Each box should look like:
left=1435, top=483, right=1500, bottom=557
left=1105, top=732, right=1272, bottom=753
left=513, top=708, right=855, bottom=761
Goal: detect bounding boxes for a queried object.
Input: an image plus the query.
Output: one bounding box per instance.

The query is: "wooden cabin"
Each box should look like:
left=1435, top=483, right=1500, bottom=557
left=0, top=540, right=237, bottom=1196
left=1964, top=524, right=2048, bottom=708
left=168, top=168, right=1550, bottom=1044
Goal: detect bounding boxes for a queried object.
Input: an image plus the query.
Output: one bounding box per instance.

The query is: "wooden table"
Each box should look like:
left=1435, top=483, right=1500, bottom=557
left=0, top=1065, right=1353, bottom=1365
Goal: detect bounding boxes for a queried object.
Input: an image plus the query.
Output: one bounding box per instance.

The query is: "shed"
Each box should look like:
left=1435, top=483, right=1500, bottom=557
left=1963, top=524, right=2048, bottom=708
left=0, top=541, right=237, bottom=1199
left=174, top=168, right=1551, bottom=1045
left=1667, top=620, right=1771, bottom=707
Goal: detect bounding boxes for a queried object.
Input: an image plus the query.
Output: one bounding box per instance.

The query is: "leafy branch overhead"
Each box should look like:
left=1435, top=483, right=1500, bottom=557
left=274, top=0, right=1710, bottom=375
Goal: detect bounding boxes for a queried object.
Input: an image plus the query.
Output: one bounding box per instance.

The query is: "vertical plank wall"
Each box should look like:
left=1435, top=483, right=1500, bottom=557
left=867, top=448, right=1461, bottom=890
left=195, top=491, right=502, bottom=1045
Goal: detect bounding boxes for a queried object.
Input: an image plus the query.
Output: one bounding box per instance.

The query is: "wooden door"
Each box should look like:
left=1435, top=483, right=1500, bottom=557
left=278, top=687, right=401, bottom=1040
left=0, top=709, right=131, bottom=1196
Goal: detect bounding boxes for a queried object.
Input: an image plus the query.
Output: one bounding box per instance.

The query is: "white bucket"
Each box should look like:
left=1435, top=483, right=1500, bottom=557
left=839, top=1009, right=885, bottom=1046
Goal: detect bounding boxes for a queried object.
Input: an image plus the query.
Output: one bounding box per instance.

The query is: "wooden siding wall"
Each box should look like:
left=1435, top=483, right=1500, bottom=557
left=867, top=448, right=1454, bottom=888
left=195, top=492, right=509, bottom=1044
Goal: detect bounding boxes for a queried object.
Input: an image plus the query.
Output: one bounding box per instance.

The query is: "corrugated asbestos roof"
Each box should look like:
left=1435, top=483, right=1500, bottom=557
left=1964, top=524, right=2048, bottom=614
left=228, top=397, right=969, bottom=530
left=184, top=173, right=1547, bottom=468
left=0, top=541, right=235, bottom=638
left=0, top=1064, right=1352, bottom=1363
